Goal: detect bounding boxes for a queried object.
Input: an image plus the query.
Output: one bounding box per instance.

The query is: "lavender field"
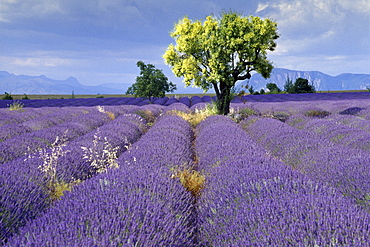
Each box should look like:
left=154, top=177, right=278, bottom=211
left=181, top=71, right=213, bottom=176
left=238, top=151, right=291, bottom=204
left=1, top=92, right=370, bottom=246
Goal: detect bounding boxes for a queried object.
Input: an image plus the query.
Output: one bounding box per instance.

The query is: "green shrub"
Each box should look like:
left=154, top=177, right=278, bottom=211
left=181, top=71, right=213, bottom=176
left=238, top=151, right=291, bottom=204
left=304, top=109, right=330, bottom=118
left=263, top=111, right=290, bottom=122
left=239, top=107, right=258, bottom=117
left=2, top=92, right=13, bottom=100
left=272, top=111, right=291, bottom=122
left=266, top=82, right=282, bottom=93
left=22, top=94, right=30, bottom=100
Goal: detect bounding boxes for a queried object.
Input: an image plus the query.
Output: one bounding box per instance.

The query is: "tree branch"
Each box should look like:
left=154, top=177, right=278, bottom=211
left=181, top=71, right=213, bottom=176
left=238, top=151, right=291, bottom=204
left=236, top=72, right=252, bottom=81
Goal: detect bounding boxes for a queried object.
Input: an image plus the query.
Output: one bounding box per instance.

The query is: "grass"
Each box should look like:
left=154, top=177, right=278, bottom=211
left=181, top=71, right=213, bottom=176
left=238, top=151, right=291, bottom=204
left=26, top=135, right=73, bottom=201
left=304, top=109, right=331, bottom=118
left=172, top=169, right=205, bottom=197
left=134, top=109, right=156, bottom=124
left=48, top=181, right=73, bottom=201
left=96, top=105, right=116, bottom=120
left=8, top=101, right=24, bottom=111
left=168, top=103, right=218, bottom=127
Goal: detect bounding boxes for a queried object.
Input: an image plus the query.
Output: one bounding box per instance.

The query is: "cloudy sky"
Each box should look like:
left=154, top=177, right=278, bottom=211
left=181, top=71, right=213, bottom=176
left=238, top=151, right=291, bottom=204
left=0, top=0, right=369, bottom=93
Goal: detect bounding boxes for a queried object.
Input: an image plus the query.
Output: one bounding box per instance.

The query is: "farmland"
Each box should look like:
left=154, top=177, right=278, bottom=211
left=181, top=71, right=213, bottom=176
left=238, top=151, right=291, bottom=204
left=1, top=92, right=370, bottom=246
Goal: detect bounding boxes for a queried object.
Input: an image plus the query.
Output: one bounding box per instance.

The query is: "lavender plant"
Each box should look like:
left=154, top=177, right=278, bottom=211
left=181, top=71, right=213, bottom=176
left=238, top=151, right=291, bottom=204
left=0, top=159, right=50, bottom=244
left=196, top=115, right=370, bottom=246
left=242, top=116, right=370, bottom=210
left=287, top=114, right=370, bottom=151
left=0, top=112, right=149, bottom=244
left=7, top=115, right=196, bottom=246
left=0, top=107, right=110, bottom=164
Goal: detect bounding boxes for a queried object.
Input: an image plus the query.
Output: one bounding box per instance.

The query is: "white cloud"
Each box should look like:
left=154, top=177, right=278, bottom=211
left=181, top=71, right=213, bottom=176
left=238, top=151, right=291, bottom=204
left=338, top=0, right=370, bottom=14
left=268, top=0, right=346, bottom=35
left=265, top=0, right=368, bottom=35
left=11, top=57, right=73, bottom=67
left=257, top=0, right=369, bottom=59
left=325, top=55, right=347, bottom=60
left=256, top=3, right=269, bottom=13
left=270, top=28, right=337, bottom=57
left=0, top=0, right=368, bottom=83
left=0, top=0, right=63, bottom=21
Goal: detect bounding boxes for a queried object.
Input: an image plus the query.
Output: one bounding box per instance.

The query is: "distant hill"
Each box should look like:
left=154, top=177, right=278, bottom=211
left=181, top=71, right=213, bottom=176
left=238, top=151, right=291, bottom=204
left=0, top=71, right=125, bottom=95
left=1, top=69, right=369, bottom=95
left=243, top=68, right=370, bottom=91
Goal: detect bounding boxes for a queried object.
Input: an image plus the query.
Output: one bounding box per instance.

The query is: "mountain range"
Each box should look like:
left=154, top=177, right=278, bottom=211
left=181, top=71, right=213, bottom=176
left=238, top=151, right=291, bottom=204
left=1, top=69, right=370, bottom=95
left=245, top=68, right=370, bottom=92
left=0, top=71, right=122, bottom=95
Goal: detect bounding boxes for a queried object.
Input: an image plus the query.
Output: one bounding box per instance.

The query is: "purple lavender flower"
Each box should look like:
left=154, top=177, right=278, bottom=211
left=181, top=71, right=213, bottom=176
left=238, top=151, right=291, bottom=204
left=196, top=115, right=370, bottom=246
left=7, top=115, right=196, bottom=246
left=242, top=116, right=370, bottom=210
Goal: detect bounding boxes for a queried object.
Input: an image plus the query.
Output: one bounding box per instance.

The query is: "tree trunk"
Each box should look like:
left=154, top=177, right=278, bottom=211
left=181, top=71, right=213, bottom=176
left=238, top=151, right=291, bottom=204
left=216, top=84, right=231, bottom=115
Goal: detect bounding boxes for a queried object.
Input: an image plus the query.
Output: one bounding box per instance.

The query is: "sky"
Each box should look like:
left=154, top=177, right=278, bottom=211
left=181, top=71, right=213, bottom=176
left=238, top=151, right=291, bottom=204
left=0, top=0, right=369, bottom=93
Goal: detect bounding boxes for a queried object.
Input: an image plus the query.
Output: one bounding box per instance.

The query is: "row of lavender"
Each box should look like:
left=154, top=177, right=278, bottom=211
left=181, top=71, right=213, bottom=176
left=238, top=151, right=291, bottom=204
left=2, top=97, right=370, bottom=245
left=0, top=108, right=109, bottom=164
left=0, top=95, right=205, bottom=108
left=241, top=116, right=370, bottom=211
left=6, top=115, right=196, bottom=246
left=1, top=92, right=370, bottom=108
left=233, top=99, right=370, bottom=118
left=286, top=113, right=370, bottom=151
left=6, top=113, right=370, bottom=245
left=0, top=107, right=94, bottom=142
left=196, top=116, right=369, bottom=246
left=0, top=104, right=167, bottom=244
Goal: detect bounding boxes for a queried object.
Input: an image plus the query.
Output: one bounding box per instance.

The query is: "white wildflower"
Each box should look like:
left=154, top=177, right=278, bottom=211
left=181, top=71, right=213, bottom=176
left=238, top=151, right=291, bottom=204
left=97, top=105, right=105, bottom=113
left=81, top=129, right=120, bottom=173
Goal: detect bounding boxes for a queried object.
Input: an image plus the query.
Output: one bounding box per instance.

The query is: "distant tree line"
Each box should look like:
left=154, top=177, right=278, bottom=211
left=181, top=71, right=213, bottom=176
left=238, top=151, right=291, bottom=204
left=245, top=77, right=316, bottom=95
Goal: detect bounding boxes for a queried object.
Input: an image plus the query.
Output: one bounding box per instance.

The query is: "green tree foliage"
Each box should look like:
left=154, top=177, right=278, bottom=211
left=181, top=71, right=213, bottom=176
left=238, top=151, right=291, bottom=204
left=284, top=77, right=294, bottom=93
left=284, top=77, right=315, bottom=94
left=163, top=11, right=279, bottom=115
left=126, top=61, right=177, bottom=101
left=293, top=78, right=315, bottom=93
left=2, top=92, right=13, bottom=100
left=22, top=94, right=30, bottom=100
left=266, top=82, right=281, bottom=93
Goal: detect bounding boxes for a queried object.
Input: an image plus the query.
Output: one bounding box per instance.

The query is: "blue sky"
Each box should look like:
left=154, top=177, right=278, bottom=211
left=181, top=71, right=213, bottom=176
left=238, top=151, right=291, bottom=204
left=0, top=0, right=369, bottom=93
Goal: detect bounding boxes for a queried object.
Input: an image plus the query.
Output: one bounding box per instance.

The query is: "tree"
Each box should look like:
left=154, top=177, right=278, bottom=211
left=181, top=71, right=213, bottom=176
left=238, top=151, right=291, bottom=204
left=266, top=82, right=281, bottom=93
left=293, top=78, right=315, bottom=93
left=2, top=92, right=13, bottom=100
left=283, top=77, right=294, bottom=93
left=163, top=11, right=279, bottom=114
left=126, top=61, right=177, bottom=101
left=284, top=77, right=315, bottom=94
